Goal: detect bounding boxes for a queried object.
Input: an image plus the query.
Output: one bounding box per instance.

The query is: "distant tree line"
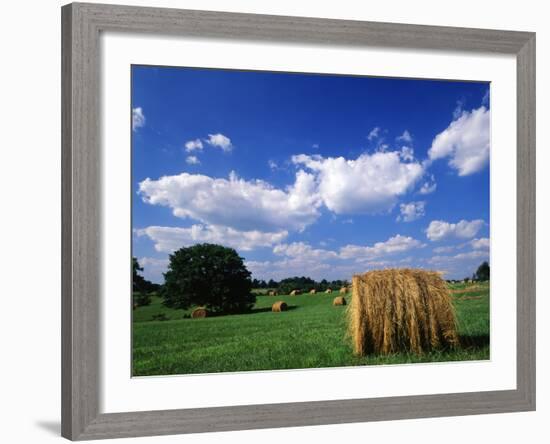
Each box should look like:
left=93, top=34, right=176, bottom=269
left=251, top=276, right=349, bottom=294
left=135, top=247, right=489, bottom=316
left=448, top=261, right=490, bottom=283
left=132, top=257, right=161, bottom=307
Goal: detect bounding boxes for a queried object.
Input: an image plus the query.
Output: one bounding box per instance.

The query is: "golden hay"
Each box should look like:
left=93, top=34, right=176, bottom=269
left=339, top=287, right=348, bottom=294
left=290, top=289, right=300, bottom=296
left=191, top=307, right=208, bottom=319
left=309, top=289, right=316, bottom=294
left=325, top=288, right=333, bottom=294
left=333, top=296, right=346, bottom=306
left=348, top=269, right=458, bottom=356
left=268, top=290, right=278, bottom=296
left=272, top=301, right=288, bottom=312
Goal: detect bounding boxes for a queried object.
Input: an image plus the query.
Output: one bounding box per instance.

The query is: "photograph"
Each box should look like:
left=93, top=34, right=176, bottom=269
left=0, top=0, right=540, bottom=442
left=130, top=65, right=490, bottom=377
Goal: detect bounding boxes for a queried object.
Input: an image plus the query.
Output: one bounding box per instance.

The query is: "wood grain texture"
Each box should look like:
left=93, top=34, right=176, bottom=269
left=76, top=390, right=532, bottom=440
left=516, top=35, right=536, bottom=410
left=62, top=3, right=101, bottom=439
left=75, top=2, right=532, bottom=53
left=61, top=4, right=73, bottom=438
left=61, top=2, right=536, bottom=440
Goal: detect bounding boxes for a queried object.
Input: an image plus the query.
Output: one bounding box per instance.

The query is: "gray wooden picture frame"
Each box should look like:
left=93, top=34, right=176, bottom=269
left=61, top=2, right=536, bottom=440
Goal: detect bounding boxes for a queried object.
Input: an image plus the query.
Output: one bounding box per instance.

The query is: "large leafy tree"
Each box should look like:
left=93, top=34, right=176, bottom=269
left=132, top=257, right=159, bottom=294
left=161, top=243, right=255, bottom=314
left=132, top=257, right=159, bottom=307
left=474, top=261, right=490, bottom=281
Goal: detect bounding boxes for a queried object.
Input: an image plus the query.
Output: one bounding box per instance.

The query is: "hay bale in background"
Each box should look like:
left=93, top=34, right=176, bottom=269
left=290, top=289, right=300, bottom=296
left=333, top=296, right=346, bottom=306
left=309, top=289, right=316, bottom=294
left=349, top=269, right=458, bottom=356
left=325, top=288, right=333, bottom=294
left=272, top=301, right=288, bottom=312
left=339, top=286, right=348, bottom=294
left=191, top=307, right=208, bottom=319
left=268, top=290, right=278, bottom=296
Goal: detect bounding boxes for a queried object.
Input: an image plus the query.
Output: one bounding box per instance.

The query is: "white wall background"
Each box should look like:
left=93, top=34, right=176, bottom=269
left=0, top=1, right=546, bottom=443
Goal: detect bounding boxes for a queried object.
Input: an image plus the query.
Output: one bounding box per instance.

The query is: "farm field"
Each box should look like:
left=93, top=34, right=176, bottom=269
left=132, top=282, right=490, bottom=376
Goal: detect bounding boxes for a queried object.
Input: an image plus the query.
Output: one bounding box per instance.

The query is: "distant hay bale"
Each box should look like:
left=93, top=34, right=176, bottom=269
left=191, top=307, right=208, bottom=319
left=272, top=301, right=288, bottom=312
left=325, top=288, right=333, bottom=294
left=349, top=269, right=459, bottom=356
left=339, top=287, right=348, bottom=294
left=309, top=289, right=316, bottom=294
left=290, top=289, right=300, bottom=296
left=268, top=290, right=278, bottom=296
left=333, top=296, right=346, bottom=306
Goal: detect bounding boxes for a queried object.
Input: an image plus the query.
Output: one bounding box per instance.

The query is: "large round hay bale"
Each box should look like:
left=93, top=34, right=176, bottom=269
left=268, top=290, right=278, bottom=296
left=349, top=269, right=458, bottom=356
left=333, top=296, right=346, bottom=306
left=309, top=289, right=316, bottom=294
left=289, top=289, right=300, bottom=296
left=339, top=286, right=348, bottom=294
left=191, top=307, right=208, bottom=319
left=272, top=301, right=288, bottom=312
left=325, top=288, right=332, bottom=294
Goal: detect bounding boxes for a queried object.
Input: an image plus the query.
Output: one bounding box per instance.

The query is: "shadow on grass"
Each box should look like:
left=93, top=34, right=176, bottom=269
left=459, top=334, right=490, bottom=349
left=182, top=305, right=299, bottom=318
left=249, top=305, right=298, bottom=314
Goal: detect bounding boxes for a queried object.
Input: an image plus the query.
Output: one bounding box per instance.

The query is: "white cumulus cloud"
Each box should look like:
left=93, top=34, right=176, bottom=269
left=339, top=234, right=425, bottom=260
left=185, top=139, right=203, bottom=152
left=132, top=107, right=145, bottom=131
left=428, top=106, right=490, bottom=176
left=206, top=133, right=233, bottom=152
left=245, top=258, right=333, bottom=282
left=138, top=170, right=321, bottom=232
left=273, top=242, right=338, bottom=260
left=470, top=237, right=490, bottom=250
left=397, top=201, right=425, bottom=222
left=397, top=130, right=413, bottom=143
left=292, top=152, right=424, bottom=215
left=453, top=250, right=488, bottom=260
left=400, top=146, right=414, bottom=162
left=367, top=127, right=381, bottom=141
left=433, top=245, right=457, bottom=254
left=185, top=155, right=200, bottom=165
left=426, top=219, right=485, bottom=241
left=245, top=235, right=426, bottom=281
left=419, top=175, right=437, bottom=195
left=136, top=224, right=288, bottom=252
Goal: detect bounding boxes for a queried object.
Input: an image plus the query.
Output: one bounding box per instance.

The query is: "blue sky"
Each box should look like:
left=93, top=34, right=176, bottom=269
left=132, top=65, right=490, bottom=283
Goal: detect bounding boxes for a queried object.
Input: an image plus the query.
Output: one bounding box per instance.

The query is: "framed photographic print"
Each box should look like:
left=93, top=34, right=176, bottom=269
left=61, top=2, right=535, bottom=440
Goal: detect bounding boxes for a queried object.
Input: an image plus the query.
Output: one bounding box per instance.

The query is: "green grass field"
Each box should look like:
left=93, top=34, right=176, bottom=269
left=132, top=282, right=490, bottom=376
